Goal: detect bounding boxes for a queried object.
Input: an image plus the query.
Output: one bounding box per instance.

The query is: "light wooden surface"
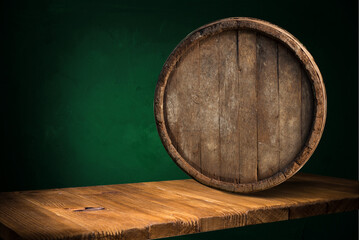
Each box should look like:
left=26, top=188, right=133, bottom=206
left=155, top=17, right=327, bottom=192
left=0, top=173, right=358, bottom=240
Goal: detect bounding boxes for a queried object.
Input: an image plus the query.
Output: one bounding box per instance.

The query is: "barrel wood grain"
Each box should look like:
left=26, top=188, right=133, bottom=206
left=0, top=173, right=358, bottom=240
left=301, top=68, right=314, bottom=145
left=257, top=35, right=279, bottom=180
left=175, top=43, right=201, bottom=169
left=156, top=17, right=326, bottom=192
left=199, top=35, right=220, bottom=178
left=237, top=30, right=258, bottom=183
left=278, top=44, right=302, bottom=170
left=218, top=30, right=240, bottom=182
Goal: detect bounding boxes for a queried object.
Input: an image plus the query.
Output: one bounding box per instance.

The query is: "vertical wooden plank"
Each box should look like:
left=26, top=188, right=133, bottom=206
left=301, top=69, right=314, bottom=145
left=238, top=31, right=258, bottom=183
left=164, top=64, right=178, bottom=149
left=256, top=36, right=280, bottom=180
left=176, top=43, right=201, bottom=169
left=218, top=31, right=240, bottom=182
left=278, top=45, right=302, bottom=170
left=199, top=35, right=220, bottom=178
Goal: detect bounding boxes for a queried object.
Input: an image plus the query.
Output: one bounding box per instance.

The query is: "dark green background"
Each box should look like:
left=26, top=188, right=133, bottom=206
left=1, top=0, right=358, bottom=239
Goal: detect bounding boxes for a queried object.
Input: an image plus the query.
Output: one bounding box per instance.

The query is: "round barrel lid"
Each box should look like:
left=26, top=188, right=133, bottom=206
left=154, top=17, right=326, bottom=193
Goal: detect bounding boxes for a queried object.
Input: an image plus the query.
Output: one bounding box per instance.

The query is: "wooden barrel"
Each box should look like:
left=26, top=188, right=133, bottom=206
left=154, top=17, right=327, bottom=193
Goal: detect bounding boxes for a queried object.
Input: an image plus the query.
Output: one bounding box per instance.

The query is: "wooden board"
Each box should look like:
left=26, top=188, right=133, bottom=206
left=155, top=17, right=327, bottom=192
left=0, top=173, right=358, bottom=240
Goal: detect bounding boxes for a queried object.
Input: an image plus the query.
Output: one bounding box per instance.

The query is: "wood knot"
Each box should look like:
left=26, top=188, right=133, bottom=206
left=73, top=207, right=105, bottom=212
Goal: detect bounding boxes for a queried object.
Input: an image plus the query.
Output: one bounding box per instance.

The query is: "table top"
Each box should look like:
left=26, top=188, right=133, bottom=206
left=0, top=173, right=358, bottom=240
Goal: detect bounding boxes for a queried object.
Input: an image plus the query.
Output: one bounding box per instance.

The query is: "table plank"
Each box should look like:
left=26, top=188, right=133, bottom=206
left=0, top=173, right=358, bottom=240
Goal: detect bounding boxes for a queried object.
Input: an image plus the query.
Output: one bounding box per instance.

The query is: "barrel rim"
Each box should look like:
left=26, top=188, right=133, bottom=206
left=154, top=17, right=327, bottom=193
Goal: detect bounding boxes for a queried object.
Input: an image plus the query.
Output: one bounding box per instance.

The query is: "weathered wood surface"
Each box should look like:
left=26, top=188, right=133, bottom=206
left=0, top=173, right=358, bottom=240
left=155, top=17, right=327, bottom=192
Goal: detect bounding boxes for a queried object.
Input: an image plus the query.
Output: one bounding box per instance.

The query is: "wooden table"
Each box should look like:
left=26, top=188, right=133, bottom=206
left=0, top=173, right=358, bottom=240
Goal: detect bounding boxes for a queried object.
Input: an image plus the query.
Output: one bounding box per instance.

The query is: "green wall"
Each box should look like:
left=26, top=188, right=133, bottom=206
left=1, top=0, right=357, bottom=239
